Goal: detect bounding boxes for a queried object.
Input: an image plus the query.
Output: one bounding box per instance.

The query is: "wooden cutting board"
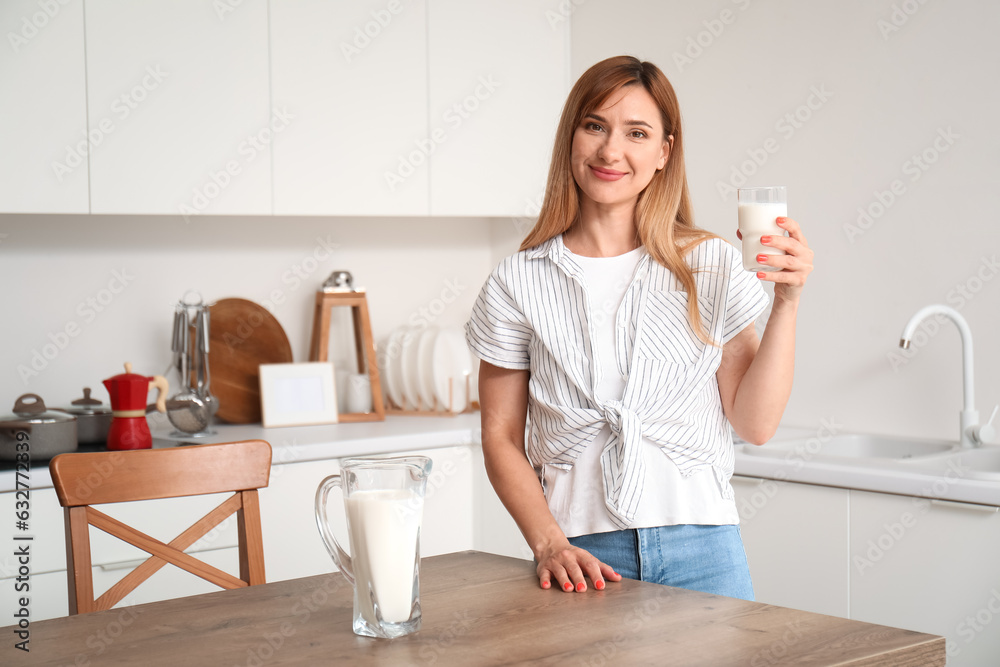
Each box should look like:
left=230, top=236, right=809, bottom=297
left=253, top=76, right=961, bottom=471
left=207, top=298, right=293, bottom=424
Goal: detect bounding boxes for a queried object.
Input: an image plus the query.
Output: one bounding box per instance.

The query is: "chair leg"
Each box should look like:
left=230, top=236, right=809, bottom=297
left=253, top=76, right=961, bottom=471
left=237, top=490, right=266, bottom=586
left=65, top=506, right=95, bottom=614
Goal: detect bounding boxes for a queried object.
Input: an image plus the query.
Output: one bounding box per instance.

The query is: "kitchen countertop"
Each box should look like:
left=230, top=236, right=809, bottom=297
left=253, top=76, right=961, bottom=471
left=4, top=416, right=998, bottom=508
left=0, top=412, right=481, bottom=493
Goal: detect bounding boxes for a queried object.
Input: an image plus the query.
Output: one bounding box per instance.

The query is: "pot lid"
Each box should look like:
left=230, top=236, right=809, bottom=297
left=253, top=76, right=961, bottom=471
left=62, top=387, right=111, bottom=416
left=2, top=393, right=76, bottom=425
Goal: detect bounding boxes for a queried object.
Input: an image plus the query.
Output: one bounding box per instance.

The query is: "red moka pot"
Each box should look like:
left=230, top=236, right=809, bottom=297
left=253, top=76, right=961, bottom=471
left=102, top=362, right=169, bottom=450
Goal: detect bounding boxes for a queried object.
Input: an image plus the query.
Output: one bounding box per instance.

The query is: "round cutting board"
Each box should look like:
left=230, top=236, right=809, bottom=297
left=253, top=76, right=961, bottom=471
left=208, top=298, right=293, bottom=424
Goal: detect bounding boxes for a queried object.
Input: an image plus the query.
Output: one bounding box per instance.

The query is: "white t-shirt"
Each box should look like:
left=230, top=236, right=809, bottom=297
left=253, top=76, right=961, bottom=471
left=543, top=246, right=739, bottom=536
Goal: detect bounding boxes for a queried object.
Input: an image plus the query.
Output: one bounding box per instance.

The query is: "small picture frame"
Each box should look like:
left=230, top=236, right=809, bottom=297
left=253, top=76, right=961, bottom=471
left=259, top=362, right=339, bottom=428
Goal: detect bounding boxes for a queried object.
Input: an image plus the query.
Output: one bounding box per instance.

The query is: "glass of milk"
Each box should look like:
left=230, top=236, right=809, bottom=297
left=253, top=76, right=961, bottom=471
left=737, top=186, right=787, bottom=272
left=315, top=455, right=432, bottom=638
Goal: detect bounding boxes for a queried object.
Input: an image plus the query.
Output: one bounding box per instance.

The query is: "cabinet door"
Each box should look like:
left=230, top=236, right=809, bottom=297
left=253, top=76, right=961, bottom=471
left=731, top=475, right=850, bottom=617
left=427, top=0, right=569, bottom=216
left=471, top=445, right=531, bottom=560
left=850, top=490, right=1000, bottom=667
left=0, top=0, right=88, bottom=212
left=259, top=458, right=342, bottom=583
left=84, top=0, right=271, bottom=214
left=270, top=0, right=429, bottom=215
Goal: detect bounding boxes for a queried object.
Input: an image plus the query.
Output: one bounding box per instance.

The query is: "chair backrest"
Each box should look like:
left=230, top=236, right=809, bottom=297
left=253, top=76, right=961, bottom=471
left=49, top=440, right=272, bottom=615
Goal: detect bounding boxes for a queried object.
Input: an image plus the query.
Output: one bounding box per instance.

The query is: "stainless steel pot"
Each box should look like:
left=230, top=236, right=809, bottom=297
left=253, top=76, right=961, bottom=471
left=0, top=394, right=78, bottom=461
left=56, top=388, right=112, bottom=445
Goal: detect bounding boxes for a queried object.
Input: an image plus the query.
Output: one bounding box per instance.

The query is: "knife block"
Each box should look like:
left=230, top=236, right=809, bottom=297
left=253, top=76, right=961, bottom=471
left=309, top=290, right=385, bottom=423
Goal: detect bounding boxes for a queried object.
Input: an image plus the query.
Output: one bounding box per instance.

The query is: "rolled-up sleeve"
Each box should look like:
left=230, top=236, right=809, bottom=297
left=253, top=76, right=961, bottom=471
left=465, top=266, right=532, bottom=370
left=721, top=243, right=770, bottom=343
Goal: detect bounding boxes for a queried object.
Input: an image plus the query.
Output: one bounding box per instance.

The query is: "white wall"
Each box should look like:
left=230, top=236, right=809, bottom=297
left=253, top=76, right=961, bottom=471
left=0, top=215, right=490, bottom=412
left=561, top=0, right=1000, bottom=441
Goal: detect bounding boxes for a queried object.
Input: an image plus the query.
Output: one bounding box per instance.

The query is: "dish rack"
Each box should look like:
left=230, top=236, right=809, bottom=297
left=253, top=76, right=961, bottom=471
left=384, top=374, right=479, bottom=416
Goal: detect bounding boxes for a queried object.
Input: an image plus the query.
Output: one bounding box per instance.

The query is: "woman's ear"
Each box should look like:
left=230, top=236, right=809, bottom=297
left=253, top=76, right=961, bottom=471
left=658, top=135, right=674, bottom=170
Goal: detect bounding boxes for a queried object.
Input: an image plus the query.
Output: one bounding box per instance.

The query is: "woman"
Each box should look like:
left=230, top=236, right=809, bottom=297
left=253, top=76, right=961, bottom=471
left=465, top=56, right=813, bottom=599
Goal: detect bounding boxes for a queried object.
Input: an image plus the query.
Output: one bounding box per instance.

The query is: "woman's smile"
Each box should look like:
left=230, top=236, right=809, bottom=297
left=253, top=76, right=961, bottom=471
left=589, top=165, right=628, bottom=181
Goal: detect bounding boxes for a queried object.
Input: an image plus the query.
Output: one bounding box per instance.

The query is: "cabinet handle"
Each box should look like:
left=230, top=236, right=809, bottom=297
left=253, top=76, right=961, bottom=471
left=930, top=499, right=999, bottom=513
left=98, top=557, right=149, bottom=572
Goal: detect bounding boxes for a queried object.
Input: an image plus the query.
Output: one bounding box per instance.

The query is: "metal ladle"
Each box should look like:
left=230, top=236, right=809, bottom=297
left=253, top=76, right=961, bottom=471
left=166, top=307, right=210, bottom=435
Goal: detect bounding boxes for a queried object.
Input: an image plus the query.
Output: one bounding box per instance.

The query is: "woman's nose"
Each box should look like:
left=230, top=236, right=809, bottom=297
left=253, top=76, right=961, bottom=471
left=597, top=133, right=624, bottom=162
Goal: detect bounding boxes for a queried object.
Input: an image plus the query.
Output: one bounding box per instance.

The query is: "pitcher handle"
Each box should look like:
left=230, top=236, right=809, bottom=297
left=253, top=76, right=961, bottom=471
left=314, top=474, right=354, bottom=585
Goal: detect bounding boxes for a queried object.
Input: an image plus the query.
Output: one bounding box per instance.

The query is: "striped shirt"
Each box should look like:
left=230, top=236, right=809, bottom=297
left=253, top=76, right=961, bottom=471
left=466, top=233, right=768, bottom=530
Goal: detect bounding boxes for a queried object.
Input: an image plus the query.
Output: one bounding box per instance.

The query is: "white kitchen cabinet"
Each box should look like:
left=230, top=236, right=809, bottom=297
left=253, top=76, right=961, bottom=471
left=0, top=0, right=88, bottom=213
left=427, top=0, right=569, bottom=216
left=83, top=0, right=272, bottom=215
left=0, top=546, right=241, bottom=621
left=471, top=445, right=531, bottom=560
left=731, top=475, right=850, bottom=617
left=260, top=445, right=476, bottom=583
left=269, top=0, right=430, bottom=216
left=849, top=489, right=1000, bottom=667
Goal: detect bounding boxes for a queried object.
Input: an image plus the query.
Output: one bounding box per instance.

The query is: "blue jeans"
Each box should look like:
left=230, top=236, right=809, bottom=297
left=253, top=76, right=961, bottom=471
left=568, top=524, right=755, bottom=601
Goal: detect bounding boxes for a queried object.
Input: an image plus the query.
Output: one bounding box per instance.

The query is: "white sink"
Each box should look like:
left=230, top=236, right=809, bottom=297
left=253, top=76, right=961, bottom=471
left=743, top=433, right=958, bottom=461
left=898, top=446, right=1000, bottom=482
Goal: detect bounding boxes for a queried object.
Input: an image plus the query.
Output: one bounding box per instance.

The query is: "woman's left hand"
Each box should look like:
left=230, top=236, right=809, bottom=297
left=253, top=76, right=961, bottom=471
left=739, top=216, right=813, bottom=305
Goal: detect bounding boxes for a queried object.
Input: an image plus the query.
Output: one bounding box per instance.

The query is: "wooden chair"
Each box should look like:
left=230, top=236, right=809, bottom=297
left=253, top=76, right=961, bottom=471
left=49, top=439, right=272, bottom=615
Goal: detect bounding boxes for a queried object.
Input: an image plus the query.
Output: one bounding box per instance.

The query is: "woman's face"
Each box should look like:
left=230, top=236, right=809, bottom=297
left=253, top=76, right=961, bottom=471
left=571, top=85, right=671, bottom=211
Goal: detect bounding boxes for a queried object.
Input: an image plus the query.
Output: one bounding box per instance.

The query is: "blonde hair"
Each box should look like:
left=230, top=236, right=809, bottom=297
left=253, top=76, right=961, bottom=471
left=520, top=55, right=719, bottom=344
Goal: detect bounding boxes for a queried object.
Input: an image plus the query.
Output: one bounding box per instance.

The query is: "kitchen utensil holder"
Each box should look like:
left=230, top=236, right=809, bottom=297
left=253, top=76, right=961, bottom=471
left=384, top=375, right=479, bottom=416
left=309, top=290, right=385, bottom=423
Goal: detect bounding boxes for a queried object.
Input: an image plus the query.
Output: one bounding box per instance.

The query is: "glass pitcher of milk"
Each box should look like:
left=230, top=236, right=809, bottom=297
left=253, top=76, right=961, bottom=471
left=315, top=455, right=432, bottom=638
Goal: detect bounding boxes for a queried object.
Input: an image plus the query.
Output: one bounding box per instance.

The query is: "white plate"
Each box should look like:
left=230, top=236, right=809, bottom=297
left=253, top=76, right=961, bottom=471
left=432, top=327, right=472, bottom=412
left=383, top=327, right=407, bottom=409
left=416, top=326, right=440, bottom=410
left=400, top=327, right=424, bottom=409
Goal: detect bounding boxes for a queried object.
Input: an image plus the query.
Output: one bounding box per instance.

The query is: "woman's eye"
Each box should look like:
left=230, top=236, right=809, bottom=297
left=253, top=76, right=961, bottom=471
left=586, top=122, right=603, bottom=132
left=630, top=130, right=646, bottom=139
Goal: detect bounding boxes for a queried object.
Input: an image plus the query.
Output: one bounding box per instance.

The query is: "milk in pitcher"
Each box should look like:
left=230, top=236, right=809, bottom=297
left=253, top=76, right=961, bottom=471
left=345, top=489, right=423, bottom=625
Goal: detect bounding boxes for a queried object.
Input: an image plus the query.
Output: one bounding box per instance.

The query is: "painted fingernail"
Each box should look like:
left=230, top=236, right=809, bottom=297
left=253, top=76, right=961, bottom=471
left=595, top=580, right=605, bottom=590
left=576, top=582, right=586, bottom=592
left=757, top=272, right=766, bottom=279
left=563, top=582, right=573, bottom=591
left=776, top=217, right=787, bottom=224
left=541, top=581, right=550, bottom=589
left=760, top=235, right=771, bottom=244
left=756, top=254, right=768, bottom=263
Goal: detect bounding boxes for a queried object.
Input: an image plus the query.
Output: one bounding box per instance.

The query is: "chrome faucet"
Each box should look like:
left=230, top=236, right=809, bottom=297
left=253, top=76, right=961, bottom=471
left=899, top=304, right=996, bottom=448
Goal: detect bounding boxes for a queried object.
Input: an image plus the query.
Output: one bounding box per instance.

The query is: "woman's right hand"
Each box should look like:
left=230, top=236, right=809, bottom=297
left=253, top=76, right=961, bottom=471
left=536, top=542, right=622, bottom=592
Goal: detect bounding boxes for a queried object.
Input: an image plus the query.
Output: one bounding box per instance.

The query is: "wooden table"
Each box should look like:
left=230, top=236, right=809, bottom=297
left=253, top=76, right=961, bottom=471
left=8, top=551, right=943, bottom=666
